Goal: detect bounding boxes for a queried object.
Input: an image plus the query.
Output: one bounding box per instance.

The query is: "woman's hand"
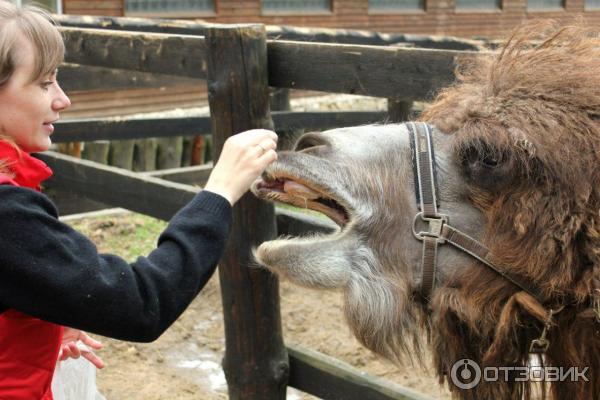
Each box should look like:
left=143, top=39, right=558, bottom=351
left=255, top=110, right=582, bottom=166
left=59, top=327, right=104, bottom=369
left=205, top=129, right=278, bottom=205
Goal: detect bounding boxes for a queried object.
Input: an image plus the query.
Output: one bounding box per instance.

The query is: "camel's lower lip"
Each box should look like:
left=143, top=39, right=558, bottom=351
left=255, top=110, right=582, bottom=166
left=253, top=176, right=350, bottom=228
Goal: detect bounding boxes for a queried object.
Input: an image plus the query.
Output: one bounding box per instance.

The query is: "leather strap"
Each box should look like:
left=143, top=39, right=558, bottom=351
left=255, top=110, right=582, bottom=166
left=441, top=224, right=544, bottom=304
left=408, top=122, right=544, bottom=304
left=409, top=122, right=443, bottom=300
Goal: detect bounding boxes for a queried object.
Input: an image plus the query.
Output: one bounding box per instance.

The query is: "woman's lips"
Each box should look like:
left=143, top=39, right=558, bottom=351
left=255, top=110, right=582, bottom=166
left=43, top=122, right=54, bottom=133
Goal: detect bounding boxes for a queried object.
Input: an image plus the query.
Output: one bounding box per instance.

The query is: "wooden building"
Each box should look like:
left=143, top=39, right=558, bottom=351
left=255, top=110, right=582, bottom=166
left=55, top=0, right=600, bottom=39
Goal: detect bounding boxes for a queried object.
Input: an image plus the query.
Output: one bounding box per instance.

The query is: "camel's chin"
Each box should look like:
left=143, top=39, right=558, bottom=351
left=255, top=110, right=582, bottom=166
left=254, top=235, right=354, bottom=289
left=253, top=238, right=295, bottom=272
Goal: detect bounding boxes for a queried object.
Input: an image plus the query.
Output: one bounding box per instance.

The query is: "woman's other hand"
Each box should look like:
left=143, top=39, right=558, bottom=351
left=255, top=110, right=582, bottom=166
left=59, top=327, right=104, bottom=369
left=204, top=129, right=278, bottom=205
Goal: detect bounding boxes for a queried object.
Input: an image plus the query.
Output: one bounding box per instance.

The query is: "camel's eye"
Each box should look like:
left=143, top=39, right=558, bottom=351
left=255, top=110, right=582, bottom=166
left=294, top=132, right=329, bottom=153
left=481, top=155, right=500, bottom=168
left=459, top=142, right=513, bottom=190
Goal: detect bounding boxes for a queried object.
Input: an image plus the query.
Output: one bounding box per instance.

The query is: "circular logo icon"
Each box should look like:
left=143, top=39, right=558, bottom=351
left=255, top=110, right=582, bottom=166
left=450, top=358, right=481, bottom=390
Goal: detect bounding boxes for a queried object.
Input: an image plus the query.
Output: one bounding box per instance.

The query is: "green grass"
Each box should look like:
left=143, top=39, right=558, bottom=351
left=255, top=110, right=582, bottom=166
left=65, top=203, right=331, bottom=262
left=275, top=203, right=331, bottom=220
left=67, top=213, right=167, bottom=262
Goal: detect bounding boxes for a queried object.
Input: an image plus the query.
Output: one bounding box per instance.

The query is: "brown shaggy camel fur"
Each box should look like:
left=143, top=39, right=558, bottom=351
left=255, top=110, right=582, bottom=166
left=421, top=22, right=600, bottom=399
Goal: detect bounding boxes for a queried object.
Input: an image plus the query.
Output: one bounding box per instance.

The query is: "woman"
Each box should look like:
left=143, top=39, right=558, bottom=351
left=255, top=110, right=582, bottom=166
left=0, top=1, right=277, bottom=399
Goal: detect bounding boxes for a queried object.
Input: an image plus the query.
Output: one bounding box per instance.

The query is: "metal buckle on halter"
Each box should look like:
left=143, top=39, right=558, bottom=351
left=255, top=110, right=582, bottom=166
left=529, top=307, right=564, bottom=354
left=412, top=212, right=449, bottom=243
left=529, top=335, right=550, bottom=354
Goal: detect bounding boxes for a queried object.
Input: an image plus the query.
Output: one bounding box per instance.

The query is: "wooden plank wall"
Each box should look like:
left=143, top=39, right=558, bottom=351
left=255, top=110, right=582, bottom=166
left=62, top=0, right=596, bottom=39
left=63, top=0, right=123, bottom=16
left=64, top=85, right=207, bottom=119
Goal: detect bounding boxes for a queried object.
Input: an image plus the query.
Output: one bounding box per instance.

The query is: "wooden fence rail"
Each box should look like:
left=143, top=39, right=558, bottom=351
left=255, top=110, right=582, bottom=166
left=61, top=28, right=207, bottom=78
left=61, top=28, right=476, bottom=101
left=59, top=63, right=198, bottom=92
left=288, top=345, right=432, bottom=400
left=54, top=14, right=483, bottom=51
left=53, top=111, right=387, bottom=142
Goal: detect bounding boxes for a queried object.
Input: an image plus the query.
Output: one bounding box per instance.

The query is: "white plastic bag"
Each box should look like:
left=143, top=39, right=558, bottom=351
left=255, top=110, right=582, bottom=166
left=51, top=356, right=106, bottom=400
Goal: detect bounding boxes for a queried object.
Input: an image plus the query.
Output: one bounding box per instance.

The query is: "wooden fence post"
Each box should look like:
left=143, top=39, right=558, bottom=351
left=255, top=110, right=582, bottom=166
left=270, top=88, right=291, bottom=112
left=133, top=138, right=157, bottom=171
left=387, top=99, right=413, bottom=122
left=206, top=24, right=288, bottom=400
left=109, top=139, right=135, bottom=169
left=156, top=137, right=183, bottom=169
left=82, top=141, right=110, bottom=164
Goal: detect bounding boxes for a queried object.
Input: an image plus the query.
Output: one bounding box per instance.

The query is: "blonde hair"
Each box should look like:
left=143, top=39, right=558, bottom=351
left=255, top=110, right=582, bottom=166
left=0, top=1, right=62, bottom=173
left=0, top=134, right=18, bottom=175
left=0, top=0, right=64, bottom=86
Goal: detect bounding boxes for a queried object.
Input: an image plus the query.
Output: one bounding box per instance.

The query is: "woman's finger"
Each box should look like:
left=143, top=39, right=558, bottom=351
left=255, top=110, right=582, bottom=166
left=237, top=129, right=278, bottom=146
left=65, top=343, right=81, bottom=359
left=257, top=149, right=278, bottom=166
left=80, top=346, right=105, bottom=369
left=79, top=332, right=103, bottom=350
left=257, top=138, right=277, bottom=152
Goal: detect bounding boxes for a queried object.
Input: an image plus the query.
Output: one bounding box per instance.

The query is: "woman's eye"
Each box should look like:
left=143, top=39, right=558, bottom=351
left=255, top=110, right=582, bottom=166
left=41, top=81, right=54, bottom=90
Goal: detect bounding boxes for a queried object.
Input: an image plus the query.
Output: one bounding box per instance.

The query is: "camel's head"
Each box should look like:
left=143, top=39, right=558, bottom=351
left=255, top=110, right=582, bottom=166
left=252, top=23, right=600, bottom=385
left=253, top=122, right=478, bottom=357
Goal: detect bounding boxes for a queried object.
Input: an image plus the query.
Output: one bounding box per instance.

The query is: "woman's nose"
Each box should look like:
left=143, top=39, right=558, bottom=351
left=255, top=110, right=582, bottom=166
left=52, top=83, right=71, bottom=111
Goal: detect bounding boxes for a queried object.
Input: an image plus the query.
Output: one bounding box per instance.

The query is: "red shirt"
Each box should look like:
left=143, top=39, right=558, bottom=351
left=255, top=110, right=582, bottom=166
left=0, top=141, right=63, bottom=400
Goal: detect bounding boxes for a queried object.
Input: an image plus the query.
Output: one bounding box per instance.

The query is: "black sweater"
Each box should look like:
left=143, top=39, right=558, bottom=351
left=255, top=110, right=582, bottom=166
left=0, top=185, right=232, bottom=342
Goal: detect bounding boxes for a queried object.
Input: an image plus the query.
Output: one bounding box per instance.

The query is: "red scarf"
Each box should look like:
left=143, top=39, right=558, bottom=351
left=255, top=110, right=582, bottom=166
left=0, top=141, right=52, bottom=190
left=0, top=140, right=62, bottom=400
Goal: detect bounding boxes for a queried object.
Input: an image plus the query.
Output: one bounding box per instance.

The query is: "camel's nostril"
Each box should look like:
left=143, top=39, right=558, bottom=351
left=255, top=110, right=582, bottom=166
left=294, top=132, right=329, bottom=152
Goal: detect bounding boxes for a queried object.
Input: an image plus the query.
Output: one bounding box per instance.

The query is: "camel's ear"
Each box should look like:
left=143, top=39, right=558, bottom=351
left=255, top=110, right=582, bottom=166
left=292, top=131, right=329, bottom=153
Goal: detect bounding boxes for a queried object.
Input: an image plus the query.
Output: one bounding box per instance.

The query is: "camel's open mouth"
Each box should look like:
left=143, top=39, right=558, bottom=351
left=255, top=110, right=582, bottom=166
left=253, top=173, right=350, bottom=228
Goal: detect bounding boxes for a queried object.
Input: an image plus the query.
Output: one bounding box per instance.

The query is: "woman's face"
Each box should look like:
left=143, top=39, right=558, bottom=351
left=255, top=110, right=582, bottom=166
left=0, top=36, right=70, bottom=152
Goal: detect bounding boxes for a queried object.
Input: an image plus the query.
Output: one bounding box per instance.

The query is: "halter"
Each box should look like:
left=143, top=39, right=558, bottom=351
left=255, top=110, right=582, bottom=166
left=407, top=122, right=544, bottom=305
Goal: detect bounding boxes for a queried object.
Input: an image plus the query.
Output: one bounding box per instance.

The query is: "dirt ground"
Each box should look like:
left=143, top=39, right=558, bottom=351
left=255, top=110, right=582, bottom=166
left=64, top=213, right=451, bottom=400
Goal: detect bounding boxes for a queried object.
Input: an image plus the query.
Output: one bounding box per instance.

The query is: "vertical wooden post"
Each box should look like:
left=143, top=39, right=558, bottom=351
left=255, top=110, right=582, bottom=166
left=109, top=139, right=135, bottom=169
left=190, top=135, right=206, bottom=165
left=82, top=141, right=110, bottom=164
left=156, top=137, right=183, bottom=169
left=206, top=24, right=288, bottom=400
left=387, top=99, right=413, bottom=122
left=270, top=88, right=291, bottom=112
left=270, top=88, right=291, bottom=139
left=133, top=138, right=157, bottom=171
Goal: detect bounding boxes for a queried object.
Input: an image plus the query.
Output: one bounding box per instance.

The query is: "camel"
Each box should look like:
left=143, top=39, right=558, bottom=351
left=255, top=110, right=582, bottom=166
left=251, top=23, right=600, bottom=399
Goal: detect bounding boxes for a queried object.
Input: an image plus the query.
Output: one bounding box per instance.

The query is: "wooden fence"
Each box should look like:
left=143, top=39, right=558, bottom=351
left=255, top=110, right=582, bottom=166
left=46, top=15, right=481, bottom=400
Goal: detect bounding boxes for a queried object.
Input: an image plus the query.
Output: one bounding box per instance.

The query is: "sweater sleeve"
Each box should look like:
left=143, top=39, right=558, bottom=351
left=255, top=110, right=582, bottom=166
left=0, top=185, right=232, bottom=342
